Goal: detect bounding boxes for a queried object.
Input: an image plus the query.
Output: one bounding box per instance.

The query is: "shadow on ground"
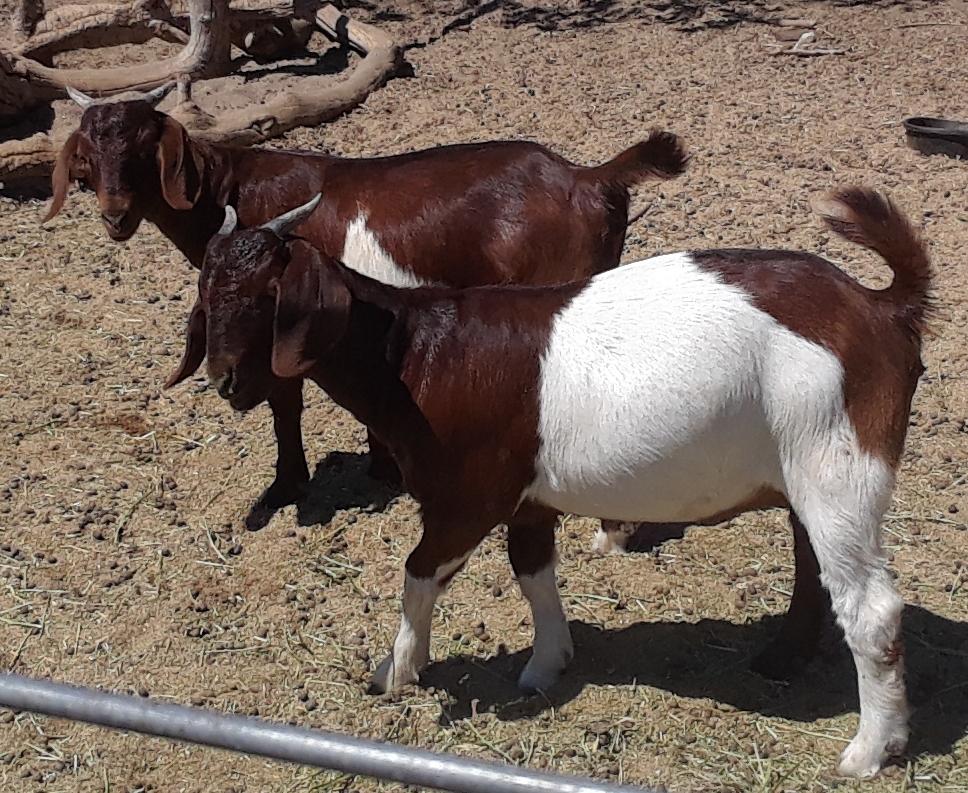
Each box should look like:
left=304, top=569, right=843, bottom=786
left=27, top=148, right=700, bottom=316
left=402, top=0, right=918, bottom=50
left=245, top=450, right=402, bottom=531
left=425, top=606, right=968, bottom=758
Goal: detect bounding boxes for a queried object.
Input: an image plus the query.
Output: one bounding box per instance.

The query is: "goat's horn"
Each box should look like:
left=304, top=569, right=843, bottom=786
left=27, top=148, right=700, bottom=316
left=66, top=86, right=96, bottom=109
left=260, top=193, right=322, bottom=237
left=141, top=81, right=176, bottom=107
left=218, top=206, right=238, bottom=237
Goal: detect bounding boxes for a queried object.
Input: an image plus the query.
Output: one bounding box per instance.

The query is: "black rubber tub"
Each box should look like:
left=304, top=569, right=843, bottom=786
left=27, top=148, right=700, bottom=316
left=903, top=117, right=968, bottom=159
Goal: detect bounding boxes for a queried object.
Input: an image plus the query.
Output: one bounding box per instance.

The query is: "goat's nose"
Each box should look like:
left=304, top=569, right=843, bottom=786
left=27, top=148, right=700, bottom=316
left=216, top=370, right=236, bottom=399
left=101, top=211, right=127, bottom=231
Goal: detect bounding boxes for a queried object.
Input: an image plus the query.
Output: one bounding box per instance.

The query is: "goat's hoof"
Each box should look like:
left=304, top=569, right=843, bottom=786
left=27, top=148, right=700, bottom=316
left=590, top=526, right=627, bottom=556
left=518, top=663, right=562, bottom=694
left=368, top=653, right=419, bottom=695
left=517, top=647, right=572, bottom=694
left=261, top=478, right=307, bottom=509
left=837, top=727, right=908, bottom=779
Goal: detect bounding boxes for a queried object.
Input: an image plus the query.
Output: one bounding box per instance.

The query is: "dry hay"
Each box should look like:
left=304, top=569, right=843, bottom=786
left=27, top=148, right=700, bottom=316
left=0, top=1, right=966, bottom=791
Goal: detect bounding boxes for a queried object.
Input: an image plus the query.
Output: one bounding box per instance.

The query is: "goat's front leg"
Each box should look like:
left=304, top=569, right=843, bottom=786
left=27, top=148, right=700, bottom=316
left=509, top=502, right=573, bottom=692
left=369, top=519, right=489, bottom=694
left=263, top=378, right=310, bottom=507
left=366, top=429, right=402, bottom=485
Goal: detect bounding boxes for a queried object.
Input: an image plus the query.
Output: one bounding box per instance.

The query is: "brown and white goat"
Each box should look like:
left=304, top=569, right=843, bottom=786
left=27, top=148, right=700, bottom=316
left=43, top=85, right=688, bottom=508
left=172, top=188, right=932, bottom=778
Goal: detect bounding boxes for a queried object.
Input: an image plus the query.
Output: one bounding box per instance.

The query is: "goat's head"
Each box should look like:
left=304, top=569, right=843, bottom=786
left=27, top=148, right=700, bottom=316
left=44, top=83, right=204, bottom=240
left=166, top=194, right=349, bottom=410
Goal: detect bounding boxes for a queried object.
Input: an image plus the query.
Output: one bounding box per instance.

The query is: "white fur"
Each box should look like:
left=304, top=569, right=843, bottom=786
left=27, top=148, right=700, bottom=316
left=528, top=253, right=787, bottom=521
left=524, top=252, right=907, bottom=775
left=370, top=552, right=471, bottom=693
left=341, top=213, right=431, bottom=288
left=517, top=561, right=573, bottom=692
left=592, top=521, right=637, bottom=555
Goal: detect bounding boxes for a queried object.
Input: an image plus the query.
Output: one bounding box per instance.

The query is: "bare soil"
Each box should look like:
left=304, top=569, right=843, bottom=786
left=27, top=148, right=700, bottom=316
left=1, top=2, right=966, bottom=792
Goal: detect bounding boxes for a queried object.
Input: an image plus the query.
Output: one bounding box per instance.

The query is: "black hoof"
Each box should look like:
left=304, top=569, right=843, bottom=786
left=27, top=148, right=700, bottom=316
left=260, top=477, right=307, bottom=509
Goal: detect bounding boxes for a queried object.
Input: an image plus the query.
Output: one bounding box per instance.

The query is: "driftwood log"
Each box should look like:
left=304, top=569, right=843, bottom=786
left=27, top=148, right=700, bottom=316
left=0, top=1, right=401, bottom=183
left=11, top=0, right=321, bottom=66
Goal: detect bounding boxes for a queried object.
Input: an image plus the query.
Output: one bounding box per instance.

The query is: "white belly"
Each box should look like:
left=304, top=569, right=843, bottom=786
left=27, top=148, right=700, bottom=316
left=527, top=381, right=784, bottom=523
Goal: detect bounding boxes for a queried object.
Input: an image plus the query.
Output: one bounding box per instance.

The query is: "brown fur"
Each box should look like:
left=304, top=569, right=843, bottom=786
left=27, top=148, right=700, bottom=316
left=182, top=187, right=930, bottom=688
left=615, top=188, right=932, bottom=680
left=693, top=191, right=931, bottom=471
left=175, top=229, right=583, bottom=581
left=49, top=100, right=687, bottom=506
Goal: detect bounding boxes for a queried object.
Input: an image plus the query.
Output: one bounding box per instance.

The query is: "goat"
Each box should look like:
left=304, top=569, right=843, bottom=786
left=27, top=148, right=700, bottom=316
left=171, top=187, right=932, bottom=778
left=44, top=85, right=688, bottom=511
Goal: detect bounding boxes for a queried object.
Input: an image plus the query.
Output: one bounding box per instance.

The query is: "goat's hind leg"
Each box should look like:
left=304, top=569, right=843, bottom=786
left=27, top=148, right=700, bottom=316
left=790, top=468, right=908, bottom=778
left=751, top=511, right=830, bottom=680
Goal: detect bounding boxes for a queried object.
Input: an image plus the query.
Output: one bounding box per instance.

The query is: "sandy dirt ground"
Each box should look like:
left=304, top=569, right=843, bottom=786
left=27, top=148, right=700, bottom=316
left=0, top=1, right=966, bottom=791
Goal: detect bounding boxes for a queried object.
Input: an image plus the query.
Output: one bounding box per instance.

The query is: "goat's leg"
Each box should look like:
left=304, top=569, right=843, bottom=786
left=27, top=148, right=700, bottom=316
left=593, top=520, right=689, bottom=555
left=789, top=470, right=908, bottom=778
left=369, top=518, right=490, bottom=694
left=751, top=511, right=830, bottom=680
left=509, top=503, right=572, bottom=692
left=366, top=429, right=402, bottom=485
left=263, top=378, right=310, bottom=507
left=592, top=520, right=638, bottom=554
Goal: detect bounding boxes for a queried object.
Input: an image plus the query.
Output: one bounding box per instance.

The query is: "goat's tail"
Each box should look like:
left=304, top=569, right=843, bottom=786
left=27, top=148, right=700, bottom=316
left=813, top=187, right=934, bottom=337
left=589, top=129, right=689, bottom=187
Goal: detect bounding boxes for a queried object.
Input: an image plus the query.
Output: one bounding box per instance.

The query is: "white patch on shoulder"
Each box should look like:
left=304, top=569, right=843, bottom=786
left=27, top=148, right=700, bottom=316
left=524, top=252, right=851, bottom=523
left=340, top=212, right=430, bottom=288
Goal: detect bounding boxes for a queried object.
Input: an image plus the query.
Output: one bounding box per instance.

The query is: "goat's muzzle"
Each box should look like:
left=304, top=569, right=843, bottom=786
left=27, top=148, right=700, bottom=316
left=214, top=369, right=265, bottom=412
left=100, top=210, right=136, bottom=241
left=215, top=369, right=237, bottom=400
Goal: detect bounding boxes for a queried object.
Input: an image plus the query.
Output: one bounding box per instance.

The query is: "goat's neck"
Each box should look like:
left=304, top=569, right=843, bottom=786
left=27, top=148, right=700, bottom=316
left=310, top=282, right=436, bottom=462
left=145, top=144, right=233, bottom=269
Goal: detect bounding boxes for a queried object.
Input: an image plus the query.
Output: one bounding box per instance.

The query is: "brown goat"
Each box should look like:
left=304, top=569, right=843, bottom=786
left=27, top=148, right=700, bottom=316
left=174, top=188, right=932, bottom=778
left=45, top=90, right=688, bottom=509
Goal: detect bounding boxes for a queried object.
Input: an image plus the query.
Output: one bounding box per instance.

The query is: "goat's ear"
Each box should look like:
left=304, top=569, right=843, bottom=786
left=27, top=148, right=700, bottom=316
left=165, top=302, right=207, bottom=388
left=271, top=246, right=350, bottom=379
left=157, top=116, right=202, bottom=211
left=43, top=131, right=80, bottom=223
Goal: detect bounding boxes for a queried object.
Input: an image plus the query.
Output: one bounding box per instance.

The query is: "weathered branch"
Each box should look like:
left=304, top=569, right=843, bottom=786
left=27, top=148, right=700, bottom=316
left=0, top=51, right=40, bottom=119
left=0, top=4, right=400, bottom=183
left=173, top=5, right=402, bottom=145
left=13, top=0, right=324, bottom=62
left=4, top=0, right=232, bottom=95
left=0, top=133, right=55, bottom=182
left=16, top=0, right=179, bottom=63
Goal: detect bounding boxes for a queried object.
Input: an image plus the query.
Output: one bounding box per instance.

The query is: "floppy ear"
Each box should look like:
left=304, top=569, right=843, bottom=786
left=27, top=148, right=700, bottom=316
left=271, top=244, right=351, bottom=379
left=156, top=116, right=202, bottom=210
left=165, top=302, right=207, bottom=388
left=43, top=131, right=80, bottom=223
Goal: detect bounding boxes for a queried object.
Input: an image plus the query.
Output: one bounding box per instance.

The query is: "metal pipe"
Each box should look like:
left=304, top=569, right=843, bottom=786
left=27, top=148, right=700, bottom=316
left=0, top=673, right=654, bottom=793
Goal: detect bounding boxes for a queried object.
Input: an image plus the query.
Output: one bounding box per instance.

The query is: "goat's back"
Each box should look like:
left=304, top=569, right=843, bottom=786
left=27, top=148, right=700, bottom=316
left=233, top=141, right=628, bottom=288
